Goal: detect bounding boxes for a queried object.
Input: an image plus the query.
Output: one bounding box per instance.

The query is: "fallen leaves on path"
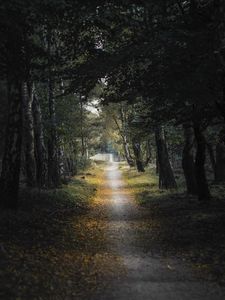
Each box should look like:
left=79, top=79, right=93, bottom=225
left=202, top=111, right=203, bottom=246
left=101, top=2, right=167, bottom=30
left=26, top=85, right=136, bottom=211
left=0, top=166, right=125, bottom=300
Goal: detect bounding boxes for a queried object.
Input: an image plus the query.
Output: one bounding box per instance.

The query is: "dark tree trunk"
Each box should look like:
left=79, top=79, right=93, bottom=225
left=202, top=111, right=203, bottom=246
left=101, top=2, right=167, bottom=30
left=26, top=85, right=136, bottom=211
left=65, top=155, right=76, bottom=176
left=123, top=139, right=134, bottom=167
left=155, top=152, right=159, bottom=174
left=32, top=91, right=48, bottom=187
left=155, top=126, right=177, bottom=189
left=206, top=142, right=216, bottom=180
left=132, top=138, right=145, bottom=172
left=0, top=79, right=23, bottom=209
left=79, top=94, right=86, bottom=157
left=215, top=10, right=225, bottom=183
left=215, top=1, right=225, bottom=121
left=144, top=139, right=152, bottom=166
left=22, top=82, right=36, bottom=187
left=47, top=29, right=60, bottom=188
left=193, top=123, right=211, bottom=202
left=47, top=79, right=60, bottom=187
left=215, top=129, right=225, bottom=182
left=182, top=124, right=197, bottom=195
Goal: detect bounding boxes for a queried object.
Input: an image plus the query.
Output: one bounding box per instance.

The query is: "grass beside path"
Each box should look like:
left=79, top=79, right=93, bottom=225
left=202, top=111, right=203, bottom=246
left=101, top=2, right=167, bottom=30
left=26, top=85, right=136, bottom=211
left=0, top=162, right=121, bottom=300
left=122, top=164, right=225, bottom=285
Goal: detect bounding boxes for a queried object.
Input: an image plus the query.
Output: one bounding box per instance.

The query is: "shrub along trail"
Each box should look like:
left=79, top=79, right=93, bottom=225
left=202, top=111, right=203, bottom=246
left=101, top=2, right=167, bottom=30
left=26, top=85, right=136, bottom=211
left=1, top=162, right=225, bottom=299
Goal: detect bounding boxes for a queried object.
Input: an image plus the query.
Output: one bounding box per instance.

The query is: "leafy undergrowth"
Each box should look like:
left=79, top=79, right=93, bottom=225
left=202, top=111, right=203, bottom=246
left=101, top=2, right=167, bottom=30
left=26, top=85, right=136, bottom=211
left=122, top=166, right=225, bottom=285
left=0, top=162, right=123, bottom=300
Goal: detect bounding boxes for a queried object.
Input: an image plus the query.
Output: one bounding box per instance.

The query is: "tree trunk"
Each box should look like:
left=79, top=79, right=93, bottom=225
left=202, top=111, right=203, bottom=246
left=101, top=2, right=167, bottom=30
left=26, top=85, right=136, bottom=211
left=145, top=139, right=152, bottom=166
left=216, top=1, right=225, bottom=120
left=80, top=94, right=86, bottom=157
left=215, top=129, right=225, bottom=182
left=47, top=79, right=60, bottom=188
left=119, top=106, right=134, bottom=166
left=155, top=126, right=177, bottom=189
left=123, top=137, right=134, bottom=167
left=0, top=79, right=23, bottom=209
left=112, top=110, right=134, bottom=167
left=132, top=138, right=145, bottom=172
left=182, top=124, right=197, bottom=195
left=47, top=29, right=60, bottom=188
left=206, top=142, right=216, bottom=180
left=22, top=82, right=36, bottom=187
left=155, top=152, right=159, bottom=174
left=193, top=122, right=211, bottom=202
left=32, top=90, right=48, bottom=188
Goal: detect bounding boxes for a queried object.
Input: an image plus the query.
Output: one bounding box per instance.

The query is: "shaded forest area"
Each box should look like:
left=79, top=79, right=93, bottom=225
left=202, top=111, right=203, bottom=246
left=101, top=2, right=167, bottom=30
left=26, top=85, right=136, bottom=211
left=1, top=0, right=225, bottom=207
left=1, top=0, right=225, bottom=298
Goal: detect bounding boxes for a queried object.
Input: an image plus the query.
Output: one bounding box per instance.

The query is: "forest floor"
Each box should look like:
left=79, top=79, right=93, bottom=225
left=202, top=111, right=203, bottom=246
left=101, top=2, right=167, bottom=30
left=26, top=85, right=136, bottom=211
left=0, top=162, right=121, bottom=300
left=0, top=162, right=225, bottom=299
left=122, top=165, right=225, bottom=285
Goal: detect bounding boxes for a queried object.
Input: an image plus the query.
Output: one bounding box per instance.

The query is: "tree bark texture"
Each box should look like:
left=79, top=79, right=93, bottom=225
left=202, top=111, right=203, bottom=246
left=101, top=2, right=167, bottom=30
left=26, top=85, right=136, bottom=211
left=206, top=142, right=216, bottom=180
left=113, top=109, right=134, bottom=167
left=132, top=138, right=145, bottom=172
left=144, top=139, right=152, bottom=166
left=32, top=91, right=48, bottom=187
left=155, top=126, right=177, bottom=189
left=193, top=122, right=211, bottom=202
left=47, top=79, right=60, bottom=187
left=182, top=124, right=197, bottom=195
left=47, top=29, right=60, bottom=188
left=215, top=129, right=225, bottom=182
left=0, top=79, right=23, bottom=209
left=22, top=82, right=36, bottom=187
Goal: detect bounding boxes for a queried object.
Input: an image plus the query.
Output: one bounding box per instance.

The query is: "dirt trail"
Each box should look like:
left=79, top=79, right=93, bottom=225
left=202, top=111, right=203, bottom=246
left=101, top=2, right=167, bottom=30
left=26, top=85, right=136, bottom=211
left=94, top=162, right=225, bottom=300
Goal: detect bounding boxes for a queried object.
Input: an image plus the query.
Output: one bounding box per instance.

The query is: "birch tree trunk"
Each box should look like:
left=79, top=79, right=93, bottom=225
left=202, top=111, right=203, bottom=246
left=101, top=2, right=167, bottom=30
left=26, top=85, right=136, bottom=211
left=112, top=109, right=134, bottom=166
left=119, top=105, right=134, bottom=166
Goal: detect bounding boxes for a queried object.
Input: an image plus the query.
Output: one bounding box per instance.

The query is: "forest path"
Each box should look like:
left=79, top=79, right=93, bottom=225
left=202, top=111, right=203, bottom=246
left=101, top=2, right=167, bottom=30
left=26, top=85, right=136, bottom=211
left=94, top=162, right=225, bottom=300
